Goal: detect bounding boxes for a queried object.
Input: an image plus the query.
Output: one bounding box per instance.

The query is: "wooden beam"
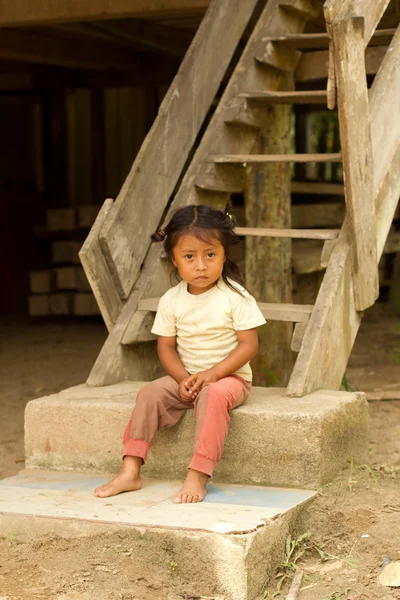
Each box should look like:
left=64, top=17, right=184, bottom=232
left=324, top=0, right=391, bottom=46
left=87, top=19, right=193, bottom=58
left=235, top=227, right=339, bottom=240
left=0, top=1, right=210, bottom=27
left=332, top=16, right=378, bottom=310
left=0, top=29, right=151, bottom=70
left=262, top=29, right=396, bottom=49
left=295, top=45, right=388, bottom=81
left=98, top=0, right=260, bottom=299
left=369, top=25, right=400, bottom=197
left=79, top=199, right=122, bottom=332
left=137, top=297, right=313, bottom=322
left=212, top=153, right=342, bottom=163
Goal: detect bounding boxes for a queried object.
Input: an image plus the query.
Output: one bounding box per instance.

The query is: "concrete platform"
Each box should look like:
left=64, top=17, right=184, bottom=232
left=0, top=470, right=316, bottom=600
left=25, top=382, right=369, bottom=488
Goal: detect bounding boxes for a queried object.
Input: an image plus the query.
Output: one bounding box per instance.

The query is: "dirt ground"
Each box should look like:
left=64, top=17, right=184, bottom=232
left=1, top=304, right=400, bottom=600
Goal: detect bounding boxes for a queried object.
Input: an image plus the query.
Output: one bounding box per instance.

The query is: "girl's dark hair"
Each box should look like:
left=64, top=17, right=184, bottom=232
left=151, top=205, right=246, bottom=293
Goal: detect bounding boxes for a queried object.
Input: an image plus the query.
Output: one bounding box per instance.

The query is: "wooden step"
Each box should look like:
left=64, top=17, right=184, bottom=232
left=278, top=0, right=321, bottom=19
left=262, top=29, right=396, bottom=50
left=138, top=297, right=313, bottom=323
left=255, top=42, right=301, bottom=72
left=235, top=227, right=339, bottom=240
left=291, top=181, right=344, bottom=195
left=240, top=90, right=327, bottom=104
left=211, top=153, right=342, bottom=164
left=195, top=163, right=245, bottom=193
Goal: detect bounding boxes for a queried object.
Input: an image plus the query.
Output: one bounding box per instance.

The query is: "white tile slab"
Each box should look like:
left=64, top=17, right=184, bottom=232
left=0, top=471, right=316, bottom=534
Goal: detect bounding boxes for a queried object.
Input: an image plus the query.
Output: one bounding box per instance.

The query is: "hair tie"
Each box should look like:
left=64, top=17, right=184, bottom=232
left=226, top=212, right=233, bottom=220
left=150, top=228, right=167, bottom=242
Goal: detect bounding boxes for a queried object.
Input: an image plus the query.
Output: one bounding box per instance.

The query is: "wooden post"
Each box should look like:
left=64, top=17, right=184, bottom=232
left=332, top=16, right=379, bottom=311
left=244, top=103, right=293, bottom=386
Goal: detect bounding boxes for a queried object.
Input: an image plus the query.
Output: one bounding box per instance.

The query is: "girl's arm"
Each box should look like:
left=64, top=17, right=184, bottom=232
left=185, top=328, right=258, bottom=394
left=157, top=336, right=192, bottom=392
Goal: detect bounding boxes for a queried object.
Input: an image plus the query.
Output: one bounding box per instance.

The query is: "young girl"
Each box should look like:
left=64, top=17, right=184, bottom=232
left=94, top=205, right=266, bottom=504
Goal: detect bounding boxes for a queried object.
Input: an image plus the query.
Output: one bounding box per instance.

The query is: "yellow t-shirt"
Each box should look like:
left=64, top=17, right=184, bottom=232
left=151, top=278, right=266, bottom=381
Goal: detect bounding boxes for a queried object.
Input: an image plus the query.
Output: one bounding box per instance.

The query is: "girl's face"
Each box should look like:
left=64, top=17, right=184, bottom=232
left=172, top=233, right=225, bottom=295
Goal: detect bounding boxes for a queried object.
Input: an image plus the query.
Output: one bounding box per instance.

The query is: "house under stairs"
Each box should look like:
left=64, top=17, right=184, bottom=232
left=2, top=1, right=400, bottom=598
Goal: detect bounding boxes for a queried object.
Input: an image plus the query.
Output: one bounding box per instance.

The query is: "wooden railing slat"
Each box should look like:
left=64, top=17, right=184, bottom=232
left=332, top=16, right=378, bottom=310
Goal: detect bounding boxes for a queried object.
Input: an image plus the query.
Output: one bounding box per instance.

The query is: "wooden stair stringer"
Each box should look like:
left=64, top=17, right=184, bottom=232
left=92, top=0, right=262, bottom=300
left=87, top=0, right=324, bottom=384
left=287, top=140, right=400, bottom=397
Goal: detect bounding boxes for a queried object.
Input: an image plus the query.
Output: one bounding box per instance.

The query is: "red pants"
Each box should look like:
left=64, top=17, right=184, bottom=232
left=123, top=375, right=251, bottom=477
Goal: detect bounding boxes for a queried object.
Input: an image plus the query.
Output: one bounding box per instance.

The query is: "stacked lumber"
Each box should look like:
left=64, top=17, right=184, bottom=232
left=28, top=208, right=101, bottom=317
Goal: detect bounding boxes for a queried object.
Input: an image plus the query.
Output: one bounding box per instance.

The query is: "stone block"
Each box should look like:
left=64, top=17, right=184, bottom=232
left=25, top=383, right=369, bottom=488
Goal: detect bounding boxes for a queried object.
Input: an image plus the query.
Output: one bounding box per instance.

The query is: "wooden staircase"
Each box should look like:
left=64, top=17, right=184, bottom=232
left=80, top=0, right=400, bottom=396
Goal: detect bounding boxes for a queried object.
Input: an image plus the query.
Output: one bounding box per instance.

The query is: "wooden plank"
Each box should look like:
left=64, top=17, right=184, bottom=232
left=28, top=295, right=50, bottom=317
left=295, top=45, right=388, bottom=81
left=138, top=297, right=313, bottom=322
left=195, top=164, right=245, bottom=193
left=235, top=227, right=339, bottom=239
left=0, top=29, right=152, bottom=70
left=29, top=270, right=54, bottom=294
left=291, top=181, right=344, bottom=195
left=240, top=90, right=327, bottom=103
left=332, top=17, right=378, bottom=310
left=55, top=266, right=76, bottom=290
left=79, top=198, right=122, bottom=332
left=320, top=239, right=337, bottom=268
left=256, top=42, right=302, bottom=72
left=278, top=0, right=320, bottom=19
left=212, top=153, right=342, bottom=163
left=49, top=292, right=72, bottom=315
left=369, top=25, right=400, bottom=197
left=89, top=0, right=314, bottom=383
left=324, top=0, right=391, bottom=46
left=0, top=0, right=210, bottom=26
left=98, top=0, right=260, bottom=299
left=262, top=29, right=396, bottom=49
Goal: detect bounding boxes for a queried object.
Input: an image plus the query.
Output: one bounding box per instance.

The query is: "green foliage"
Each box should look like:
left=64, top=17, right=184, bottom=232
left=170, top=560, right=178, bottom=572
left=341, top=371, right=354, bottom=392
left=8, top=530, right=15, bottom=544
left=348, top=458, right=378, bottom=492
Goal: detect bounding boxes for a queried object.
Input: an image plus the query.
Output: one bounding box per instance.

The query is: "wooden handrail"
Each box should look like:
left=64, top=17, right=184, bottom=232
left=332, top=16, right=378, bottom=311
left=324, top=0, right=391, bottom=46
left=94, top=0, right=260, bottom=300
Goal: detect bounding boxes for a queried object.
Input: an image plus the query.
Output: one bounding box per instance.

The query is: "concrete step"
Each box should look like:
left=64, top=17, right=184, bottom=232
left=0, top=470, right=316, bottom=600
left=25, top=383, right=369, bottom=489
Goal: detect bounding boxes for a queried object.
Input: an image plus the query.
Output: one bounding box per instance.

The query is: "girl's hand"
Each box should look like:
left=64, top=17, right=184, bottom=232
left=185, top=369, right=219, bottom=396
left=179, top=378, right=196, bottom=402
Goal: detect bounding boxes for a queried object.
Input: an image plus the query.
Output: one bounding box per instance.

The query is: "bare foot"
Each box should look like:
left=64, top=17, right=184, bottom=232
left=173, top=469, right=208, bottom=504
left=94, top=472, right=142, bottom=498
